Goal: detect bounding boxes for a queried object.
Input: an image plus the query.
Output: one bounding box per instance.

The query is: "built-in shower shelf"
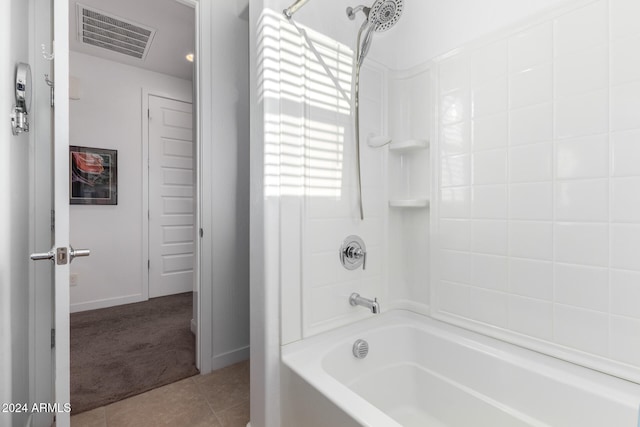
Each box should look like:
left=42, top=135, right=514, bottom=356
left=389, top=139, right=429, bottom=152
left=389, top=199, right=430, bottom=208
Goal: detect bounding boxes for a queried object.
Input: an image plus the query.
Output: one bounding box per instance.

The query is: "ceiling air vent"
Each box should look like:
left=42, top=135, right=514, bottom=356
left=76, top=4, right=156, bottom=60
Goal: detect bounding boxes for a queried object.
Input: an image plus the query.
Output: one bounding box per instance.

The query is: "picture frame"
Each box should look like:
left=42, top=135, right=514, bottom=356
left=69, top=146, right=118, bottom=205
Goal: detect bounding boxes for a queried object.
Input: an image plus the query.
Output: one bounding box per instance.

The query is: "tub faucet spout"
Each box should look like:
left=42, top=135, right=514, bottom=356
left=349, top=293, right=380, bottom=314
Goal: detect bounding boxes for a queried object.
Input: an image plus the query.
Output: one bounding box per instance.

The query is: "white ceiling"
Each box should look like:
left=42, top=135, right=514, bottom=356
left=69, top=0, right=195, bottom=80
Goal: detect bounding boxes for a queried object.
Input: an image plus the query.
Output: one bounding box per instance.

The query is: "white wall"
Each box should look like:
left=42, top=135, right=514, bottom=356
left=69, top=51, right=192, bottom=312
left=432, top=0, right=640, bottom=383
left=0, top=0, right=31, bottom=425
left=202, top=0, right=251, bottom=369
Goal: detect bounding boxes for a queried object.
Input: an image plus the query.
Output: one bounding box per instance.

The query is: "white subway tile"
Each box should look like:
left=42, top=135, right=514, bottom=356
left=306, top=219, right=347, bottom=253
left=611, top=269, right=640, bottom=319
left=472, top=185, right=507, bottom=219
left=307, top=252, right=339, bottom=288
left=508, top=296, right=553, bottom=340
left=611, top=224, right=640, bottom=271
left=473, top=149, right=507, bottom=185
left=555, top=45, right=608, bottom=98
left=611, top=82, right=640, bottom=131
left=555, top=263, right=609, bottom=312
left=509, top=258, right=554, bottom=300
left=555, top=223, right=609, bottom=267
left=612, top=178, right=640, bottom=222
left=509, top=143, right=553, bottom=183
left=439, top=219, right=471, bottom=251
left=471, top=254, right=508, bottom=291
left=612, top=36, right=640, bottom=86
left=509, top=183, right=554, bottom=221
left=554, top=304, right=608, bottom=356
left=509, top=22, right=553, bottom=74
left=472, top=77, right=508, bottom=118
left=436, top=281, right=470, bottom=316
left=612, top=130, right=640, bottom=176
left=554, top=0, right=608, bottom=57
left=510, top=103, right=553, bottom=145
left=441, top=154, right=471, bottom=187
left=610, top=316, right=640, bottom=366
left=509, top=221, right=553, bottom=261
left=440, top=187, right=471, bottom=218
left=555, top=90, right=609, bottom=139
left=473, top=113, right=508, bottom=151
left=305, top=218, right=383, bottom=254
left=471, top=40, right=507, bottom=88
left=471, top=220, right=508, bottom=255
left=469, top=288, right=508, bottom=328
left=509, top=63, right=553, bottom=109
left=556, top=180, right=609, bottom=222
left=439, top=53, right=469, bottom=94
left=441, top=122, right=471, bottom=156
left=556, top=134, right=609, bottom=180
left=611, top=0, right=640, bottom=40
left=440, top=250, right=471, bottom=284
left=441, top=90, right=470, bottom=125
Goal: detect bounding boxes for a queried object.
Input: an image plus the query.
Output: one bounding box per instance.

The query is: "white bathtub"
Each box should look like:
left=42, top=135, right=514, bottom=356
left=281, top=310, right=640, bottom=427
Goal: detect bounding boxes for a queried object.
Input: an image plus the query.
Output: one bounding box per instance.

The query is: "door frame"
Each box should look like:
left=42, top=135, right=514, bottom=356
left=49, top=3, right=212, bottom=426
left=141, top=0, right=212, bottom=373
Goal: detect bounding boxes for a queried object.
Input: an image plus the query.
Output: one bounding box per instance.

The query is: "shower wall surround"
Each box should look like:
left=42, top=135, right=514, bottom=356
left=432, top=0, right=640, bottom=381
left=257, top=10, right=388, bottom=343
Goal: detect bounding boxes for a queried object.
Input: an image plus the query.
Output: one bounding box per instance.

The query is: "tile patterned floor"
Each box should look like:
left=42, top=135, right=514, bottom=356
left=70, top=360, right=249, bottom=427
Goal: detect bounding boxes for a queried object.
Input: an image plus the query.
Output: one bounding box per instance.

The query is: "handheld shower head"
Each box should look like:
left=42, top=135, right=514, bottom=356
left=368, top=0, right=403, bottom=32
left=349, top=0, right=403, bottom=66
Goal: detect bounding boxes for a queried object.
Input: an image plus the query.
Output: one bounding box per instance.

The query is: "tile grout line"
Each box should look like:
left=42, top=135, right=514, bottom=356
left=191, top=375, right=227, bottom=426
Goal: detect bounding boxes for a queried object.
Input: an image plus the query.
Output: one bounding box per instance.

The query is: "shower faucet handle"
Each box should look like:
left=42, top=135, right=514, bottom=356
left=340, top=235, right=367, bottom=270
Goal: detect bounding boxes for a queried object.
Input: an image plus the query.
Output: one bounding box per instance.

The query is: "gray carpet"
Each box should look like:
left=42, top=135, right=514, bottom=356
left=70, top=292, right=199, bottom=414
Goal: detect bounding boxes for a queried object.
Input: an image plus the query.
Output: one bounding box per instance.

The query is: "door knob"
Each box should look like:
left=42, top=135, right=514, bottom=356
left=30, top=246, right=90, bottom=264
left=69, top=246, right=90, bottom=262
left=30, top=250, right=55, bottom=261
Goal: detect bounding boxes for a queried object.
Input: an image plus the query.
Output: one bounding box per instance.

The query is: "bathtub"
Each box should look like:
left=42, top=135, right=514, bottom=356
left=281, top=310, right=640, bottom=427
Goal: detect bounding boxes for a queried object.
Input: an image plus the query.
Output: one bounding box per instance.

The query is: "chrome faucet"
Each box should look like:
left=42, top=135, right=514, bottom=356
left=349, top=293, right=380, bottom=314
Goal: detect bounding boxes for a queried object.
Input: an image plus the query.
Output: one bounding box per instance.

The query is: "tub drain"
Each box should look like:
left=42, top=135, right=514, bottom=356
left=352, top=339, right=369, bottom=359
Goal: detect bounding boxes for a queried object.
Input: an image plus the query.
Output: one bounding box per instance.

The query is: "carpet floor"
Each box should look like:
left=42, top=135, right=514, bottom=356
left=70, top=292, right=199, bottom=414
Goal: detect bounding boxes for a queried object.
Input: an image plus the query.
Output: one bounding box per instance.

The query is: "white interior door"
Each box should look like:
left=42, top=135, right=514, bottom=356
left=29, top=1, right=55, bottom=426
left=148, top=95, right=194, bottom=298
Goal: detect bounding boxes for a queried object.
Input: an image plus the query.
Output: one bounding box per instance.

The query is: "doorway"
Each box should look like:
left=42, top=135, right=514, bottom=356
left=66, top=0, right=200, bottom=414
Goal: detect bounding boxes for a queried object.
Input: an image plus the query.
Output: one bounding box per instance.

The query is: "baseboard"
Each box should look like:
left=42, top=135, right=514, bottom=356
left=190, top=318, right=197, bottom=335
left=211, top=345, right=250, bottom=370
left=70, top=294, right=146, bottom=313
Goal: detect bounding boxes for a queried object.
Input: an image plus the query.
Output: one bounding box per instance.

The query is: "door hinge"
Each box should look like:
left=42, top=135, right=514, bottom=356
left=51, top=329, right=55, bottom=348
left=51, top=209, right=55, bottom=231
left=147, top=109, right=150, bottom=119
left=148, top=259, right=150, bottom=270
left=148, top=210, right=150, bottom=220
left=200, top=228, right=203, bottom=238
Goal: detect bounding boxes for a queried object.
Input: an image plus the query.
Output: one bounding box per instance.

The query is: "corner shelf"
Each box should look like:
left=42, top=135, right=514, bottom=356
left=389, top=139, right=429, bottom=152
left=389, top=199, right=430, bottom=208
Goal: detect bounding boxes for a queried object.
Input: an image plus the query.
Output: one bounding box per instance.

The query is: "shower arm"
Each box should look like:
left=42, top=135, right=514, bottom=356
left=283, top=0, right=311, bottom=19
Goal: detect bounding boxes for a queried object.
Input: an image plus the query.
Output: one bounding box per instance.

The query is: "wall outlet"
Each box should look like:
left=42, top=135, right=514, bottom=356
left=70, top=273, right=78, bottom=287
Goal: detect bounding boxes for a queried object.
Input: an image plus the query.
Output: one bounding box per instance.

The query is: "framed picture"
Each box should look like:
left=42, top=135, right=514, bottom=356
left=70, top=146, right=117, bottom=205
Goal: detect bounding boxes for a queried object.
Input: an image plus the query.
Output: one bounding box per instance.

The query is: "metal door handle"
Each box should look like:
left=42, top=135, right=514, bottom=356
left=69, top=246, right=90, bottom=262
left=30, top=251, right=55, bottom=261
left=30, top=246, right=90, bottom=264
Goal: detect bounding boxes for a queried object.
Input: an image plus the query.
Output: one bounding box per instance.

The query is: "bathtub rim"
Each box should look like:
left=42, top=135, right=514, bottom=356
left=282, top=309, right=640, bottom=427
